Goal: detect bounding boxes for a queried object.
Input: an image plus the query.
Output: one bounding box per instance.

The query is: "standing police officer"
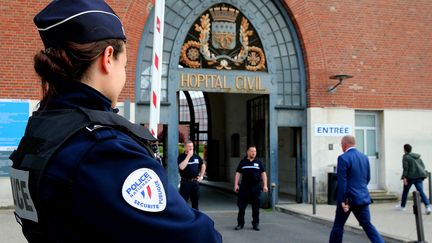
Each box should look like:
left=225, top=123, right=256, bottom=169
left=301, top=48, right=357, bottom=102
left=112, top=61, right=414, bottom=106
left=234, top=146, right=268, bottom=231
left=9, top=1, right=221, bottom=242
left=178, top=140, right=206, bottom=210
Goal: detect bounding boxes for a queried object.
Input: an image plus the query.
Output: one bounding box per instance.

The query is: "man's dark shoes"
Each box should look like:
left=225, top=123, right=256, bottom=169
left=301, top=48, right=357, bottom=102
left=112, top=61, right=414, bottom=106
left=252, top=225, right=260, bottom=231
left=234, top=225, right=244, bottom=230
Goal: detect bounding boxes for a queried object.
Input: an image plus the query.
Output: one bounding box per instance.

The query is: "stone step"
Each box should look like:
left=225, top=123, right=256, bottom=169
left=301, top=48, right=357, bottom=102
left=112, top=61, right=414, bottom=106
left=369, top=190, right=399, bottom=203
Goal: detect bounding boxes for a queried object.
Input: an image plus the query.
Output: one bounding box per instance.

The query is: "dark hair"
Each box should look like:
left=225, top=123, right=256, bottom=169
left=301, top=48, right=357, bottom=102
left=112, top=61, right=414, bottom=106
left=34, top=39, right=125, bottom=108
left=404, top=144, right=412, bottom=153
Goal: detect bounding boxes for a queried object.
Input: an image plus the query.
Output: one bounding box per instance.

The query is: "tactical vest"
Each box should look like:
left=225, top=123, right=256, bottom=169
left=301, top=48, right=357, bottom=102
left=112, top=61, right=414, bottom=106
left=9, top=107, right=156, bottom=242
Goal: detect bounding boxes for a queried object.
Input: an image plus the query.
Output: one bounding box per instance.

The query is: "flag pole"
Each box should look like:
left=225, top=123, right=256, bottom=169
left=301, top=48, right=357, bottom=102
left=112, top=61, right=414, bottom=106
left=149, top=0, right=165, bottom=139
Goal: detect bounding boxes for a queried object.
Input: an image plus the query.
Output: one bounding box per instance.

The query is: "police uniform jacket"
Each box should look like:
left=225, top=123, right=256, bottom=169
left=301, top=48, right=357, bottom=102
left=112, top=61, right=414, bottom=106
left=177, top=153, right=203, bottom=179
left=236, top=157, right=265, bottom=187
left=10, top=80, right=222, bottom=243
left=336, top=147, right=372, bottom=206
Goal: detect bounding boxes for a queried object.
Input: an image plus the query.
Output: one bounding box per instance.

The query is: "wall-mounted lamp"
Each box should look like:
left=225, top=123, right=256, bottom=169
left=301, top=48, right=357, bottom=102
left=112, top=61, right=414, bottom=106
left=328, top=74, right=353, bottom=93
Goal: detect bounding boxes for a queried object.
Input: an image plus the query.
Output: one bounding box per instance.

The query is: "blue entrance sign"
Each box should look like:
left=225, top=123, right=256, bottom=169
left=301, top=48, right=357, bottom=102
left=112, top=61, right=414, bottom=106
left=314, top=124, right=352, bottom=137
left=0, top=100, right=29, bottom=176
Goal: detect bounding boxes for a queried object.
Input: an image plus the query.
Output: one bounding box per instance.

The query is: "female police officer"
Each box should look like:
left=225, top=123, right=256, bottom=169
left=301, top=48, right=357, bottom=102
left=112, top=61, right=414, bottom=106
left=9, top=1, right=222, bottom=242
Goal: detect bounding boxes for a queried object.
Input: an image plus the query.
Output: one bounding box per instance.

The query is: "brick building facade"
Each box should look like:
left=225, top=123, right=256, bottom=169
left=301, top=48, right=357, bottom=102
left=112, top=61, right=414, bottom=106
left=1, top=0, right=431, bottom=204
left=2, top=1, right=431, bottom=107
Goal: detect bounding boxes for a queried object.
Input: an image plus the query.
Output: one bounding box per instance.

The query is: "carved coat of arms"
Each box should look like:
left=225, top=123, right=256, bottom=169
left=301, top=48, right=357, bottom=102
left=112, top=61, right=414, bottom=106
left=180, top=6, right=266, bottom=71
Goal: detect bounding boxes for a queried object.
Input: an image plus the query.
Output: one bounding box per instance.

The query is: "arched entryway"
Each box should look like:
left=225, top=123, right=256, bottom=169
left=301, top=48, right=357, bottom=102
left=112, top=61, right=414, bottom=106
left=135, top=0, right=308, bottom=204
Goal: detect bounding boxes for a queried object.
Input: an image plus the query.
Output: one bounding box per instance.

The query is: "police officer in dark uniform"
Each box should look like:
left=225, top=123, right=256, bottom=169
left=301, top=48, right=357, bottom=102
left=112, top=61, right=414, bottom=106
left=9, top=1, right=222, bottom=242
left=178, top=140, right=206, bottom=210
left=233, top=146, right=268, bottom=231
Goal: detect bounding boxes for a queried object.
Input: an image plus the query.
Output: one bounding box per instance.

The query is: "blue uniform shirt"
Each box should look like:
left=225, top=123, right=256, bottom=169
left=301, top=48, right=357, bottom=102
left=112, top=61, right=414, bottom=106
left=38, top=81, right=222, bottom=242
left=236, top=157, right=265, bottom=186
left=177, top=153, right=203, bottom=179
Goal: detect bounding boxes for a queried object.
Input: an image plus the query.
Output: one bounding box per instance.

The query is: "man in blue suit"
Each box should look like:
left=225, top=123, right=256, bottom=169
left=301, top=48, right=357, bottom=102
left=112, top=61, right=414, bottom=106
left=329, top=135, right=384, bottom=243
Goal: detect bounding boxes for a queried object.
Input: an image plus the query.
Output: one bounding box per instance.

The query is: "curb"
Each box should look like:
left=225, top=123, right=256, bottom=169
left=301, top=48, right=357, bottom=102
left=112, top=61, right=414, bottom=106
left=275, top=206, right=411, bottom=243
left=200, top=182, right=237, bottom=195
left=201, top=182, right=416, bottom=243
left=0, top=205, right=14, bottom=210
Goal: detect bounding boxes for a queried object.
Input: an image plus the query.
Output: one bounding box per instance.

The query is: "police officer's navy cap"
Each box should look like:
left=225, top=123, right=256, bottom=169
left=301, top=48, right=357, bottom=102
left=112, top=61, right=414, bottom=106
left=34, top=0, right=126, bottom=48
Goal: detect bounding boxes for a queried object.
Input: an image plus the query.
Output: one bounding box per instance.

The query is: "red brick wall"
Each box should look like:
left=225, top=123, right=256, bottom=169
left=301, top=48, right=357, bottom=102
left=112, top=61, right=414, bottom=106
left=109, top=0, right=152, bottom=101
left=0, top=1, right=46, bottom=100
left=284, top=0, right=432, bottom=109
left=0, top=0, right=151, bottom=101
left=1, top=1, right=431, bottom=110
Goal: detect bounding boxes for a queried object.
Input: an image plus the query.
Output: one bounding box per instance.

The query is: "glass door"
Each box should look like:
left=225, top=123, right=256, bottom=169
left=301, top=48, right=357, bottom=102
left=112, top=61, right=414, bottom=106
left=355, top=112, right=380, bottom=190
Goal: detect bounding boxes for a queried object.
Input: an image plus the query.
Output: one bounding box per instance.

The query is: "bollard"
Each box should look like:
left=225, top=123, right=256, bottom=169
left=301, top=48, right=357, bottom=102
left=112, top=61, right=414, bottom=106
left=271, top=183, right=276, bottom=211
left=312, top=176, right=316, bottom=215
left=428, top=171, right=431, bottom=205
left=412, top=191, right=426, bottom=243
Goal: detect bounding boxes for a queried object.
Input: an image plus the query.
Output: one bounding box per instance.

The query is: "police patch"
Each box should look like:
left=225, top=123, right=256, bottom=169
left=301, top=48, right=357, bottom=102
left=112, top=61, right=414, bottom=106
left=122, top=168, right=166, bottom=212
left=10, top=168, right=38, bottom=222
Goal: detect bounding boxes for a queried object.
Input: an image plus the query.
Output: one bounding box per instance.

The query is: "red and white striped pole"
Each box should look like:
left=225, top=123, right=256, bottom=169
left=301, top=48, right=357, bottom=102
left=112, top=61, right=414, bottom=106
left=149, top=0, right=165, bottom=139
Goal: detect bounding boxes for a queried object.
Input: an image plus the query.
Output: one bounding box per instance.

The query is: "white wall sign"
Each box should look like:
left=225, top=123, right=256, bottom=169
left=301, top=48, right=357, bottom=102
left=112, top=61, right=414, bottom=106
left=314, top=124, right=352, bottom=136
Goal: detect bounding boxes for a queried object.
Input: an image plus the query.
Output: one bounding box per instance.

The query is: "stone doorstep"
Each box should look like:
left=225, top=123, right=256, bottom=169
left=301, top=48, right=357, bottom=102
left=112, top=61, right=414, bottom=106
left=369, top=190, right=399, bottom=203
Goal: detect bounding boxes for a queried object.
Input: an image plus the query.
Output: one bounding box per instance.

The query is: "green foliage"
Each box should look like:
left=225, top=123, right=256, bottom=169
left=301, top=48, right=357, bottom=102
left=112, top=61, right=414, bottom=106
left=178, top=143, right=185, bottom=154
left=158, top=145, right=164, bottom=156
left=177, top=143, right=205, bottom=158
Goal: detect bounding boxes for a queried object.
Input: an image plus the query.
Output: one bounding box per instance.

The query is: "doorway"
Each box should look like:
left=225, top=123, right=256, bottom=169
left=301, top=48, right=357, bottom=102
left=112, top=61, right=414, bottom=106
left=178, top=92, right=268, bottom=185
left=177, top=90, right=209, bottom=169
left=247, top=95, right=269, bottom=164
left=278, top=127, right=302, bottom=203
left=355, top=112, right=380, bottom=190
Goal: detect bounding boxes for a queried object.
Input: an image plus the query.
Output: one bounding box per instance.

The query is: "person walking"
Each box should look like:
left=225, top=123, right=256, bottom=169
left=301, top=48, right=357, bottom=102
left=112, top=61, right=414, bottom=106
left=234, top=146, right=268, bottom=231
left=329, top=135, right=384, bottom=243
left=8, top=1, right=221, bottom=242
left=395, top=144, right=431, bottom=214
left=178, top=140, right=206, bottom=210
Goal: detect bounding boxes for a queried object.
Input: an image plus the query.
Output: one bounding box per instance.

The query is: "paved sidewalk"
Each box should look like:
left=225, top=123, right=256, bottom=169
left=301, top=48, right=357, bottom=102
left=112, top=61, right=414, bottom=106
left=202, top=181, right=431, bottom=242
left=276, top=202, right=431, bottom=243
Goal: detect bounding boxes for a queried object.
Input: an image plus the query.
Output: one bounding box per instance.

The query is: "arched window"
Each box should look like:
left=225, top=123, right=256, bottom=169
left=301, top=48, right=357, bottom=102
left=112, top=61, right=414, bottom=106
left=178, top=91, right=208, bottom=142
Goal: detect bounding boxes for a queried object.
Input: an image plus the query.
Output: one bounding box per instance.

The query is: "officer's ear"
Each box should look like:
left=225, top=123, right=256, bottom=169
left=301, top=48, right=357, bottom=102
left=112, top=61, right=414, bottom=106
left=100, top=46, right=115, bottom=74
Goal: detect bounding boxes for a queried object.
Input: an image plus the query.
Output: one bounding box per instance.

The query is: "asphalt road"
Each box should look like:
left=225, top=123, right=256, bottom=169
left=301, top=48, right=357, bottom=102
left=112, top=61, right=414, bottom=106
left=199, top=185, right=370, bottom=243
left=0, top=185, right=370, bottom=243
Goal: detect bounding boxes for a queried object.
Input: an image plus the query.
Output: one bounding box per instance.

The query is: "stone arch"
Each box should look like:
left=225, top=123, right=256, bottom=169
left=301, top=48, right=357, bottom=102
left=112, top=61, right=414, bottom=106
left=135, top=1, right=308, bottom=194
left=136, top=0, right=306, bottom=108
